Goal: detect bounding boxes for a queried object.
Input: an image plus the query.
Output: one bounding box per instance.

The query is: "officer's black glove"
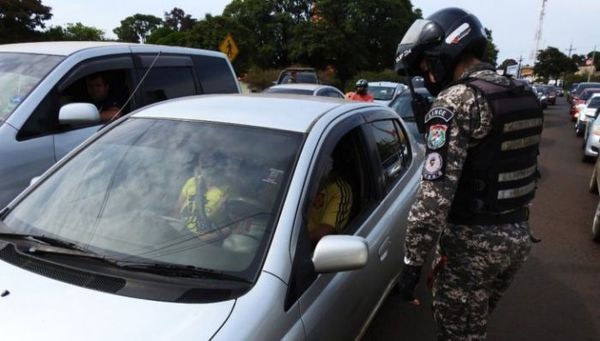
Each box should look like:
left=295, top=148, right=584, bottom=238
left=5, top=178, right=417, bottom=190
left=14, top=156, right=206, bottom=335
left=397, top=264, right=423, bottom=303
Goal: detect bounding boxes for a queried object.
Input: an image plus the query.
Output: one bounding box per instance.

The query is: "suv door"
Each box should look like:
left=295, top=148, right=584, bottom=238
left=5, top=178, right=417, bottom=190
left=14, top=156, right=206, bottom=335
left=0, top=55, right=135, bottom=207
left=51, top=55, right=135, bottom=160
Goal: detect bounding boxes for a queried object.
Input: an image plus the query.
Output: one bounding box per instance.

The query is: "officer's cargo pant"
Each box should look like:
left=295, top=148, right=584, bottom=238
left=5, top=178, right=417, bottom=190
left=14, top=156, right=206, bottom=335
left=432, top=221, right=532, bottom=341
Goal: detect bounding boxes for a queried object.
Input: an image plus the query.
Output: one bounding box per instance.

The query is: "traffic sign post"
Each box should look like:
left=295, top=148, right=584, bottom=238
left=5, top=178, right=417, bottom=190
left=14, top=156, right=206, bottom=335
left=219, top=34, right=239, bottom=62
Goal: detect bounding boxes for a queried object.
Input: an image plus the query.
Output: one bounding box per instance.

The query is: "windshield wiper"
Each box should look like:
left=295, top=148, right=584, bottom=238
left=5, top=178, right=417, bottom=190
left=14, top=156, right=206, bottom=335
left=116, top=261, right=251, bottom=283
left=0, top=232, right=107, bottom=260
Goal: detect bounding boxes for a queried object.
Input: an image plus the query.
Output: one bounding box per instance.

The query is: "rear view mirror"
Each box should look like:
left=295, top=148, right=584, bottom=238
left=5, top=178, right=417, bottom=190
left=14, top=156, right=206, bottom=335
left=59, top=103, right=100, bottom=124
left=312, top=235, right=368, bottom=273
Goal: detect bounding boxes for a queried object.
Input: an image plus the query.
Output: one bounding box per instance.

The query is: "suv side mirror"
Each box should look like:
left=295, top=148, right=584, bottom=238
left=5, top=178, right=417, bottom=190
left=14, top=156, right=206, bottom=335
left=59, top=103, right=101, bottom=125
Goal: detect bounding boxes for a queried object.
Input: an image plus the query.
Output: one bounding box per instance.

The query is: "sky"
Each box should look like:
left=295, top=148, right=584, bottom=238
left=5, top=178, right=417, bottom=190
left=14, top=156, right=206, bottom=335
left=43, top=0, right=600, bottom=66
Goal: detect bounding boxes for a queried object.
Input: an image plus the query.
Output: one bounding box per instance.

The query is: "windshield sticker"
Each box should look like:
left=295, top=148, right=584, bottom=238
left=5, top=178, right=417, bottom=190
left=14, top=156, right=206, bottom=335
left=262, top=168, right=284, bottom=185
left=425, top=107, right=454, bottom=123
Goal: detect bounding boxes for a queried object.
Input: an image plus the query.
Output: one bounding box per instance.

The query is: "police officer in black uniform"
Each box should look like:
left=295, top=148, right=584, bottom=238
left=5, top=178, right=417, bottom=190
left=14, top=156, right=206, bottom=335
left=394, top=7, right=543, bottom=340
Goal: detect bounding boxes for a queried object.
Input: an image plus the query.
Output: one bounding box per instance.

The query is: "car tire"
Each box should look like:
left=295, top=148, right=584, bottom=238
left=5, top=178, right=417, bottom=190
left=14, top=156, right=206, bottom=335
left=593, top=201, right=600, bottom=242
left=576, top=122, right=585, bottom=137
left=590, top=166, right=599, bottom=194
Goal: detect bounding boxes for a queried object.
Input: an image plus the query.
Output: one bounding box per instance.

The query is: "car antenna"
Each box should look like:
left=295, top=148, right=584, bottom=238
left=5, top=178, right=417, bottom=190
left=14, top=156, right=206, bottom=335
left=105, top=51, right=162, bottom=124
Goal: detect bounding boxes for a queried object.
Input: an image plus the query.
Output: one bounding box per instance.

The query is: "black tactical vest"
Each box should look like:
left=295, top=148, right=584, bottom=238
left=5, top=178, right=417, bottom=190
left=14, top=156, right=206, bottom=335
left=448, top=79, right=543, bottom=225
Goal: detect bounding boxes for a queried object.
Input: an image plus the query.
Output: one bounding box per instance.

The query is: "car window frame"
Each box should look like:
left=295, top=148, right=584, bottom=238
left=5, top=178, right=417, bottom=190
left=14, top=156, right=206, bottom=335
left=284, top=110, right=379, bottom=310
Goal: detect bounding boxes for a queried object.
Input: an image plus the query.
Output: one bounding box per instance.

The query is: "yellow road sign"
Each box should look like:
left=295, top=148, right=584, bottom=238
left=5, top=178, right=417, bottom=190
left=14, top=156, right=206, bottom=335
left=219, top=34, right=239, bottom=62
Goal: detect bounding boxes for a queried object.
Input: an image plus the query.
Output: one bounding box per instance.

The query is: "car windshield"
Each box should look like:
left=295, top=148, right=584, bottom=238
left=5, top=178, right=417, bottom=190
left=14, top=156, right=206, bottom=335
left=369, top=86, right=397, bottom=100
left=3, top=118, right=302, bottom=279
left=389, top=93, right=414, bottom=119
left=581, top=90, right=600, bottom=100
left=588, top=97, right=600, bottom=109
left=0, top=52, right=63, bottom=120
left=264, top=87, right=314, bottom=96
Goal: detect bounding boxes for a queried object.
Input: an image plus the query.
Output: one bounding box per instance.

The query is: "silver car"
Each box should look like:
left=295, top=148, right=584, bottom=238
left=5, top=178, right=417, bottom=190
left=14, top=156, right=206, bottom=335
left=368, top=81, right=407, bottom=105
left=263, top=83, right=345, bottom=98
left=0, top=41, right=240, bottom=208
left=0, top=95, right=423, bottom=340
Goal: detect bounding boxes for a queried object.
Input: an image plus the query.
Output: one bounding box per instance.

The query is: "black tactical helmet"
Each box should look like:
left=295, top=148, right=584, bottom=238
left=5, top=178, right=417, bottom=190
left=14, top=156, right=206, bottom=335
left=355, top=79, right=368, bottom=88
left=395, top=8, right=487, bottom=92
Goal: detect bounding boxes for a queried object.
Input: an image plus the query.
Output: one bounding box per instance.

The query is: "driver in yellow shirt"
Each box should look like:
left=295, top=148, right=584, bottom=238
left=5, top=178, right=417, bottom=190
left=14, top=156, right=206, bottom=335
left=307, top=173, right=353, bottom=244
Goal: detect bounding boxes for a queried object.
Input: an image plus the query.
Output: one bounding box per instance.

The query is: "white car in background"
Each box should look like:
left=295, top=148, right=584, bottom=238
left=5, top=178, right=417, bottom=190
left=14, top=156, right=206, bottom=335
left=576, top=94, right=600, bottom=137
left=583, top=106, right=600, bottom=162
left=368, top=81, right=406, bottom=105
left=262, top=83, right=345, bottom=99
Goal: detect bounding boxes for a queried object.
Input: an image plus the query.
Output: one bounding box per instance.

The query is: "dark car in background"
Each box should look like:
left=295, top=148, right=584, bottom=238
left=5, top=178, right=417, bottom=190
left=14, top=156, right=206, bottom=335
left=571, top=82, right=600, bottom=104
left=276, top=67, right=319, bottom=85
left=388, top=87, right=434, bottom=144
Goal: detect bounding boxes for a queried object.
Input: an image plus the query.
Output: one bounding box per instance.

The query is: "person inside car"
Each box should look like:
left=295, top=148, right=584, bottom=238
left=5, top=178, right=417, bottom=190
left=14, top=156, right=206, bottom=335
left=85, top=72, right=122, bottom=122
left=306, top=145, right=354, bottom=244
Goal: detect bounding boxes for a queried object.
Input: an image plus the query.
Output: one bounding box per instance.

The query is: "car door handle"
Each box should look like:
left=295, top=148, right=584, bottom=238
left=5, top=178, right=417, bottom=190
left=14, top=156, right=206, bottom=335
left=378, top=236, right=391, bottom=261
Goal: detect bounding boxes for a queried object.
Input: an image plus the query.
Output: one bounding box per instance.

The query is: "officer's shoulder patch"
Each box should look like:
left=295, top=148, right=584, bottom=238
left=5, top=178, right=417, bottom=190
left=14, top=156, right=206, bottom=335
left=425, top=107, right=454, bottom=123
left=423, top=152, right=444, bottom=180
left=427, top=124, right=448, bottom=150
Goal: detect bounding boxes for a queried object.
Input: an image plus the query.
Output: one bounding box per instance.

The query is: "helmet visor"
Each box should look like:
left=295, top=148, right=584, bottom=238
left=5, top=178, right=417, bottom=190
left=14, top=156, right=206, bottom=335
left=395, top=19, right=444, bottom=75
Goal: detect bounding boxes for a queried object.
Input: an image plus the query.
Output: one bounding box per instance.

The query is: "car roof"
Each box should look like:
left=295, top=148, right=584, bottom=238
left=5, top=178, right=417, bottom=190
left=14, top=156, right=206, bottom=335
left=267, top=84, right=333, bottom=91
left=368, top=81, right=403, bottom=88
left=132, top=94, right=362, bottom=133
left=0, top=41, right=225, bottom=58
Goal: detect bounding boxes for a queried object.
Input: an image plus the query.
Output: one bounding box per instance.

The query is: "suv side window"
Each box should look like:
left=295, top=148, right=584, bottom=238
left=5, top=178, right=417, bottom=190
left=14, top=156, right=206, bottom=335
left=192, top=55, right=239, bottom=94
left=367, top=119, right=411, bottom=190
left=139, top=67, right=196, bottom=105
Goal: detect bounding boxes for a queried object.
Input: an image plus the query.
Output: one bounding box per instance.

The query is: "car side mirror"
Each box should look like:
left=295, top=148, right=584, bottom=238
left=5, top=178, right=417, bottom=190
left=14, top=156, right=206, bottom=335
left=312, top=235, right=368, bottom=273
left=59, top=103, right=101, bottom=125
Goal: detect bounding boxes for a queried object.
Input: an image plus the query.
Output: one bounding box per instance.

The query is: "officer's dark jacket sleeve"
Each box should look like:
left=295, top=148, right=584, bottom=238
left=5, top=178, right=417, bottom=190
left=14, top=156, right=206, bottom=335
left=403, top=83, right=492, bottom=266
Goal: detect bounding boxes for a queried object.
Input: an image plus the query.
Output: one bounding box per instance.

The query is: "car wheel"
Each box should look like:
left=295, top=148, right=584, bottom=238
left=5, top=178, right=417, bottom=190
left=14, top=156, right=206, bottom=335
left=593, top=201, right=600, bottom=242
left=576, top=122, right=585, bottom=137
left=590, top=166, right=599, bottom=194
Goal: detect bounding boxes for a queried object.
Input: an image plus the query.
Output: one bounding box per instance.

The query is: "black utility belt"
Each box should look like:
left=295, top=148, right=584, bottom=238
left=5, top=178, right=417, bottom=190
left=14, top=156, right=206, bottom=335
left=448, top=207, right=529, bottom=225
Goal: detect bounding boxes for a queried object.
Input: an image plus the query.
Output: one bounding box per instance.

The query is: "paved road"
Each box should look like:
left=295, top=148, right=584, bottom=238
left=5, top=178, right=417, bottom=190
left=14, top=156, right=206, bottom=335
left=364, top=97, right=600, bottom=340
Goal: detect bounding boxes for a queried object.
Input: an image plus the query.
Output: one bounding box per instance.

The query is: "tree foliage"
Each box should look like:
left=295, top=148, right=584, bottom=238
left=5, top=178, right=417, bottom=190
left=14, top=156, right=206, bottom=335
left=0, top=0, right=52, bottom=43
left=534, top=46, right=578, bottom=80
left=44, top=22, right=105, bottom=41
left=113, top=14, right=163, bottom=43
left=484, top=28, right=498, bottom=66
left=164, top=7, right=196, bottom=32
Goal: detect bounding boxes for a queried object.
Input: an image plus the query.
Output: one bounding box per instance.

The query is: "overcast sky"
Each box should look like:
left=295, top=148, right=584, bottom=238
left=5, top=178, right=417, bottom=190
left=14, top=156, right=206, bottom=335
left=43, top=0, right=600, bottom=65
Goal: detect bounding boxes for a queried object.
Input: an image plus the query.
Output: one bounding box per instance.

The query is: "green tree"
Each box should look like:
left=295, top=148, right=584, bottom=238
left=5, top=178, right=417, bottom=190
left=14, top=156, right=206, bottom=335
left=571, top=53, right=586, bottom=66
left=113, top=14, right=163, bottom=43
left=484, top=28, right=498, bottom=66
left=534, top=46, right=578, bottom=80
left=146, top=27, right=189, bottom=46
left=0, top=0, right=52, bottom=43
left=45, top=23, right=105, bottom=41
left=164, top=7, right=196, bottom=32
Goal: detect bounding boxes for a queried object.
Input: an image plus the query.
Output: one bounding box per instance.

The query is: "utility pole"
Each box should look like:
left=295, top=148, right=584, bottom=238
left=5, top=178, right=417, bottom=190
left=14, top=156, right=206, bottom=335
left=530, top=0, right=548, bottom=62
left=566, top=41, right=576, bottom=58
left=517, top=55, right=523, bottom=79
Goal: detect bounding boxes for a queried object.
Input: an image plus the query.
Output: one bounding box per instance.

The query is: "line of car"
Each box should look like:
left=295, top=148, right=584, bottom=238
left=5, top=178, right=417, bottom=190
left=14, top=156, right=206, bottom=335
left=563, top=81, right=600, bottom=242
left=0, top=42, right=427, bottom=340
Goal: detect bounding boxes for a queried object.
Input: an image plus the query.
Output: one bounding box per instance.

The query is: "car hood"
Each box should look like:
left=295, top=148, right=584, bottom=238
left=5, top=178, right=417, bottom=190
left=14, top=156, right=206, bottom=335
left=0, top=260, right=235, bottom=341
